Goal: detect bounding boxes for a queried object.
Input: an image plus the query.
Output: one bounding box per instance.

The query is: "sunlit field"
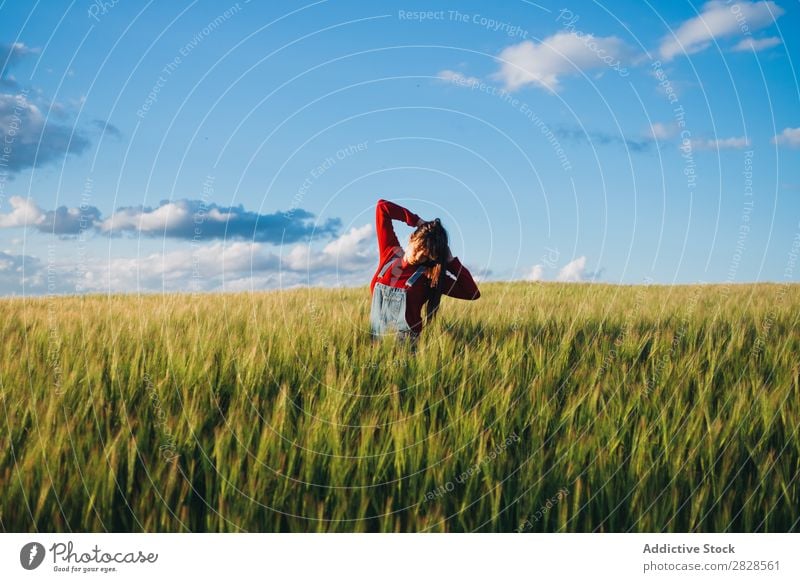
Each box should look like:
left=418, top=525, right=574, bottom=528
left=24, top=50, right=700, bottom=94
left=1, top=282, right=798, bottom=532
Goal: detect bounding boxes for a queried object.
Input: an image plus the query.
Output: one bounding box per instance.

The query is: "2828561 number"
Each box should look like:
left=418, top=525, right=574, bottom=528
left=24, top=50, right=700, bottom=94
left=730, top=560, right=779, bottom=571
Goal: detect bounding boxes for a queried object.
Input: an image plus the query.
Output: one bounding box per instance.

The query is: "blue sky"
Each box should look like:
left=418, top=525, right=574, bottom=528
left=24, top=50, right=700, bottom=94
left=1, top=0, right=798, bottom=294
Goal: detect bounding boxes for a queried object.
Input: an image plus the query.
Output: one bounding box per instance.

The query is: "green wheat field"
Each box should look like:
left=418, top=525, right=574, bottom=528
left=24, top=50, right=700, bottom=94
left=1, top=282, right=798, bottom=532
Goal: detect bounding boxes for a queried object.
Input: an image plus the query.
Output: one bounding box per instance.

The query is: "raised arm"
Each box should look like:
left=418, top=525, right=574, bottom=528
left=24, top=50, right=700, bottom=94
left=440, top=257, right=481, bottom=300
left=375, top=198, right=422, bottom=255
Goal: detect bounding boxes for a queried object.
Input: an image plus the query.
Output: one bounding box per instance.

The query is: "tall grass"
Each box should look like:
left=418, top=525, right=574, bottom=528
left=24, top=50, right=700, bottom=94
left=1, top=282, right=798, bottom=532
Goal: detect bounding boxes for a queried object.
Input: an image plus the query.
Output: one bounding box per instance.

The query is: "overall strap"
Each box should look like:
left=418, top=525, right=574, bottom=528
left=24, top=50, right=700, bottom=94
left=378, top=255, right=402, bottom=279
left=405, top=266, right=427, bottom=287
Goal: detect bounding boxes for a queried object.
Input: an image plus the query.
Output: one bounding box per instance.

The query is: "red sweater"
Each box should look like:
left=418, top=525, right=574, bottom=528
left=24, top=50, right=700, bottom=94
left=370, top=199, right=480, bottom=333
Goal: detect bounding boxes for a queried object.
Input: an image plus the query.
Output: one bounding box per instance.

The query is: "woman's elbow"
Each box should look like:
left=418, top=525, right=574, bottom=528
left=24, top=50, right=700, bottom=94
left=458, top=286, right=480, bottom=300
left=445, top=286, right=480, bottom=300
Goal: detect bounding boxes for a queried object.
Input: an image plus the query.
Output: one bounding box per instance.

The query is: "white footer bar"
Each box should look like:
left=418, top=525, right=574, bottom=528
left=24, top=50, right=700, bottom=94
left=1, top=533, right=797, bottom=581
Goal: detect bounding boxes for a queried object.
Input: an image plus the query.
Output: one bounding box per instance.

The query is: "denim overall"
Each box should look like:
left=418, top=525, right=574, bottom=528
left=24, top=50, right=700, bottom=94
left=370, top=256, right=427, bottom=341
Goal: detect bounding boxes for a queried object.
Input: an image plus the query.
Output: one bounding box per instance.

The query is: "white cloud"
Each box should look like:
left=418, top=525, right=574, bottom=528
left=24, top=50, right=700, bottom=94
left=556, top=256, right=587, bottom=282
left=659, top=1, right=784, bottom=60
left=284, top=224, right=375, bottom=272
left=494, top=32, right=631, bottom=91
left=691, top=136, right=751, bottom=149
left=526, top=264, right=544, bottom=281
left=732, top=36, right=781, bottom=51
left=0, top=196, right=44, bottom=228
left=437, top=69, right=482, bottom=88
left=0, top=196, right=101, bottom=235
left=772, top=127, right=800, bottom=148
left=650, top=122, right=676, bottom=140
left=320, top=223, right=375, bottom=270
left=100, top=201, right=192, bottom=234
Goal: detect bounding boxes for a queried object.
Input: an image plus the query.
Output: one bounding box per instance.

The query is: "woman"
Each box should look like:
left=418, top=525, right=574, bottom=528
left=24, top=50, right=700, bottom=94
left=369, top=198, right=480, bottom=343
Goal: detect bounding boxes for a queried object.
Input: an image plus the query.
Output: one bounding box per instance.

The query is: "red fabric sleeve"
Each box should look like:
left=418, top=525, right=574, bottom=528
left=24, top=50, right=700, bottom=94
left=440, top=257, right=481, bottom=300
left=375, top=199, right=421, bottom=256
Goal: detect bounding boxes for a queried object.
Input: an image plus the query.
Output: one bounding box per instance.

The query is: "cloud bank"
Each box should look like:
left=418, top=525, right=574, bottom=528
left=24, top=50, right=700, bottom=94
left=0, top=197, right=340, bottom=242
left=0, top=222, right=377, bottom=295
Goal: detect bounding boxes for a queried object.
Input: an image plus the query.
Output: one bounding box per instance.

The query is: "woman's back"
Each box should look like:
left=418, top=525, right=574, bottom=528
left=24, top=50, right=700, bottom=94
left=369, top=199, right=481, bottom=340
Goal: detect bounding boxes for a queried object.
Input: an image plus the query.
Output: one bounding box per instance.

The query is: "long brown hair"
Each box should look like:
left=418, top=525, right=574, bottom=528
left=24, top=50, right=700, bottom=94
left=408, top=218, right=449, bottom=323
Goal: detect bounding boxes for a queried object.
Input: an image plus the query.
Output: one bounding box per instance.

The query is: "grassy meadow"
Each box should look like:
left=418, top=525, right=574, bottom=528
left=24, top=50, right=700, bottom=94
left=1, top=282, right=798, bottom=532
